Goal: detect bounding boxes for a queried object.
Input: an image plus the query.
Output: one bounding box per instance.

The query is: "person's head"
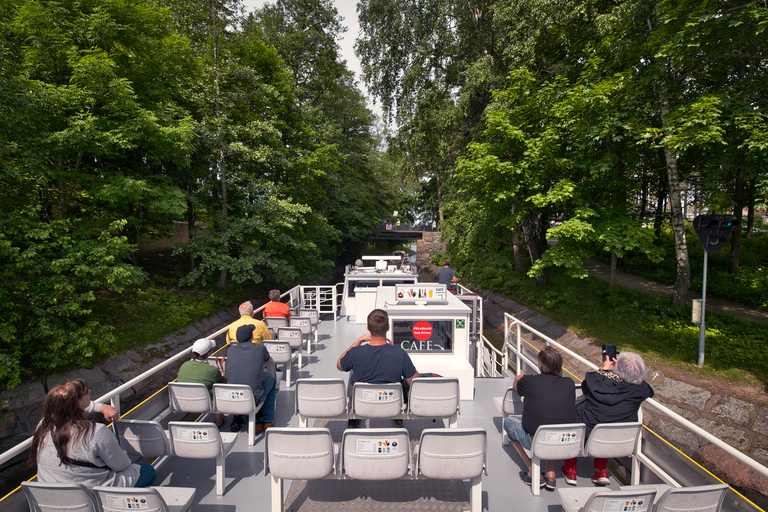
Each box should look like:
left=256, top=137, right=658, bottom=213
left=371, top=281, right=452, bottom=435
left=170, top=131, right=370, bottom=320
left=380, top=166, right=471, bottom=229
left=538, top=346, right=563, bottom=376
left=269, top=289, right=281, bottom=302
left=235, top=324, right=256, bottom=343
left=29, top=379, right=94, bottom=466
left=367, top=309, right=389, bottom=337
left=614, top=352, right=646, bottom=385
left=443, top=259, right=450, bottom=267
left=191, top=338, right=215, bottom=360
left=239, top=301, right=254, bottom=317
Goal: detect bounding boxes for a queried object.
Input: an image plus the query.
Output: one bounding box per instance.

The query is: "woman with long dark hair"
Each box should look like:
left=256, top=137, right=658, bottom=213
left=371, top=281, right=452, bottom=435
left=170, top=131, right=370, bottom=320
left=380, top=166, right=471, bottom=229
left=30, top=379, right=156, bottom=487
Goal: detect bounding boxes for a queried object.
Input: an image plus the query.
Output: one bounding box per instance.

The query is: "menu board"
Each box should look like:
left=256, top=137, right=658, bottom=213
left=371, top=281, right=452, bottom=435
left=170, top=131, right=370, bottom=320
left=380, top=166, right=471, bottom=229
left=394, top=285, right=448, bottom=303
left=392, top=320, right=452, bottom=353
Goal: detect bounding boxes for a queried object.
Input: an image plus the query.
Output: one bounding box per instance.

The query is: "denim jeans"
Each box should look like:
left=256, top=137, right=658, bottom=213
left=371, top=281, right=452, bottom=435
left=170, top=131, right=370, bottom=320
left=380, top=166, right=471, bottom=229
left=503, top=416, right=533, bottom=451
left=244, top=376, right=277, bottom=424
left=134, top=462, right=157, bottom=487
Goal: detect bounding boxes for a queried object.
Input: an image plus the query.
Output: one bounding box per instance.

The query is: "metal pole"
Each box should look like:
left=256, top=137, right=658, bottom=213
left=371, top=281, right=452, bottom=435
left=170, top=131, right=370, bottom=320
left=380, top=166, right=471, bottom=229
left=697, top=251, right=708, bottom=367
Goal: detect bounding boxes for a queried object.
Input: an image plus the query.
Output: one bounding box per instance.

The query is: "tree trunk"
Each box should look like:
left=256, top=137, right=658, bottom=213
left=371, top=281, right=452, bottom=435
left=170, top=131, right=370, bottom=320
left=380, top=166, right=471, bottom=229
left=660, top=97, right=690, bottom=307
left=212, top=0, right=228, bottom=288
left=187, top=196, right=196, bottom=270
left=512, top=224, right=526, bottom=273
left=436, top=170, right=446, bottom=252
left=729, top=164, right=745, bottom=275
left=609, top=252, right=617, bottom=287
left=653, top=175, right=666, bottom=243
left=745, top=179, right=755, bottom=239
left=521, top=213, right=549, bottom=285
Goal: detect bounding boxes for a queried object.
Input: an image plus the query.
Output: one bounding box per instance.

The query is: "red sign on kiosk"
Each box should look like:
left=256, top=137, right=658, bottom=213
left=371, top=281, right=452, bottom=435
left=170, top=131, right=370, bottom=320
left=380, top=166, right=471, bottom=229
left=412, top=321, right=433, bottom=341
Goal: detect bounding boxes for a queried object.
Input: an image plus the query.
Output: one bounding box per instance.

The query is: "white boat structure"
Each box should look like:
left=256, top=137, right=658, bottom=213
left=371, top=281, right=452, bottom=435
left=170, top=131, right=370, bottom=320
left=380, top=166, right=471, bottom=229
left=1, top=254, right=766, bottom=511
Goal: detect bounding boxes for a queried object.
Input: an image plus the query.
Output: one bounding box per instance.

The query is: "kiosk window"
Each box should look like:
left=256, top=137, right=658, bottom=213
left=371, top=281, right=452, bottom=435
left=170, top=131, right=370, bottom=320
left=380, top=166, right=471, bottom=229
left=392, top=320, right=453, bottom=353
left=347, top=280, right=379, bottom=297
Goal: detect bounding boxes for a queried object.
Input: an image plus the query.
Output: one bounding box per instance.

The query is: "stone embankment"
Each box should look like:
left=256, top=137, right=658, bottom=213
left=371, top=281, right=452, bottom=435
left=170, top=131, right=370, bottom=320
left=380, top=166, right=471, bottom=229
left=0, top=308, right=238, bottom=457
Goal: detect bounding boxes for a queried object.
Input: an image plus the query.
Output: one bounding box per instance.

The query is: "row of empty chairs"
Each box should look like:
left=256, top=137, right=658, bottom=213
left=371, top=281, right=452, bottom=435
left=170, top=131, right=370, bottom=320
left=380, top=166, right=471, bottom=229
left=557, top=483, right=730, bottom=512
left=115, top=419, right=236, bottom=496
left=168, top=382, right=263, bottom=446
left=264, top=309, right=319, bottom=354
left=265, top=427, right=487, bottom=512
left=295, top=377, right=460, bottom=428
left=22, top=481, right=195, bottom=512
left=495, top=386, right=643, bottom=495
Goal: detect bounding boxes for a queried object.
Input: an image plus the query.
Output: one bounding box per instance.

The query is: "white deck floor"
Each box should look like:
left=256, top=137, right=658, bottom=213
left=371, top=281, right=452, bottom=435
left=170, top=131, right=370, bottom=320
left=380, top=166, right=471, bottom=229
left=155, top=315, right=620, bottom=511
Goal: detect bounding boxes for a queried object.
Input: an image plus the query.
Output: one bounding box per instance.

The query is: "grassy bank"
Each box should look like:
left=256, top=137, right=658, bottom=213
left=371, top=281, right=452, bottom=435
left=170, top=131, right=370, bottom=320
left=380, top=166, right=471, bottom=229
left=466, top=256, right=768, bottom=386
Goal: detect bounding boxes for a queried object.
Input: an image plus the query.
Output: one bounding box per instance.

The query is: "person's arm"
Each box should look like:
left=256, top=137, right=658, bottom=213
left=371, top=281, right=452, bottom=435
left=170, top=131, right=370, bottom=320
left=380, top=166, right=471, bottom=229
left=512, top=373, right=523, bottom=393
left=602, top=357, right=617, bottom=371
left=337, top=333, right=370, bottom=371
left=405, top=370, right=421, bottom=386
left=84, top=401, right=120, bottom=422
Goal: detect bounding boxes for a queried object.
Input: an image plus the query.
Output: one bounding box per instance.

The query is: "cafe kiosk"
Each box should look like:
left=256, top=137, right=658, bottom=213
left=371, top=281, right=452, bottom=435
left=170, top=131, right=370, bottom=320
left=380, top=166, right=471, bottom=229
left=376, top=284, right=475, bottom=400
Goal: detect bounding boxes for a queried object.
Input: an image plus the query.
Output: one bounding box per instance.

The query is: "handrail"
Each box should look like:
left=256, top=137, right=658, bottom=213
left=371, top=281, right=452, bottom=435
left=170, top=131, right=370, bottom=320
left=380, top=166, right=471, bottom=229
left=498, top=311, right=768, bottom=480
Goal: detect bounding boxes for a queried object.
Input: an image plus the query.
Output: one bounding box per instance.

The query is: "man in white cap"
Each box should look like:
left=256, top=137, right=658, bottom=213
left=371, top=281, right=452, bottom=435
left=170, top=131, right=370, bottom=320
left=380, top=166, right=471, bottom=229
left=177, top=338, right=225, bottom=426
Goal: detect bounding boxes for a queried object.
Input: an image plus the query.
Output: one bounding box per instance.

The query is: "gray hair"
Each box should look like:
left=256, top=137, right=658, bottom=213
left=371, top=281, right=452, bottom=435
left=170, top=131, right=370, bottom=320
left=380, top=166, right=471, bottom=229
left=614, top=352, right=646, bottom=385
left=239, top=301, right=254, bottom=316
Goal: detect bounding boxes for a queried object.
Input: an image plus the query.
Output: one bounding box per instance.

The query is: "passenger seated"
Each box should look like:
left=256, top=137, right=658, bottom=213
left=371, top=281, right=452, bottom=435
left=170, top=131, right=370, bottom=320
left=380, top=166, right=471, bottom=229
left=31, top=379, right=156, bottom=488
left=263, top=289, right=291, bottom=320
left=177, top=338, right=226, bottom=426
left=337, top=309, right=420, bottom=428
left=503, top=346, right=576, bottom=490
left=226, top=324, right=277, bottom=431
left=226, top=301, right=273, bottom=344
left=561, top=351, right=654, bottom=486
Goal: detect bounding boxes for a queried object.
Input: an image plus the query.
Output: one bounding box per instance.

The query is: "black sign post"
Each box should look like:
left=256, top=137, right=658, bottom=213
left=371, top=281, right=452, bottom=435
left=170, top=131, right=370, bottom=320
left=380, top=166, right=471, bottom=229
left=691, top=214, right=738, bottom=367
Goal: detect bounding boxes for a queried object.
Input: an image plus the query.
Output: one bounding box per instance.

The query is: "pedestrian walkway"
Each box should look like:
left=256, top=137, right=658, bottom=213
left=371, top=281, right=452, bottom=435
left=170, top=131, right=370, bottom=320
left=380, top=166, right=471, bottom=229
left=584, top=259, right=768, bottom=326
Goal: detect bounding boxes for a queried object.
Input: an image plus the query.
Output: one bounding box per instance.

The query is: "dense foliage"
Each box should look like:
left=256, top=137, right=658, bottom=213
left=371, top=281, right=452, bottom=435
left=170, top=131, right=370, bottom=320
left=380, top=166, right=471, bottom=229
left=0, top=0, right=387, bottom=386
left=358, top=0, right=768, bottom=305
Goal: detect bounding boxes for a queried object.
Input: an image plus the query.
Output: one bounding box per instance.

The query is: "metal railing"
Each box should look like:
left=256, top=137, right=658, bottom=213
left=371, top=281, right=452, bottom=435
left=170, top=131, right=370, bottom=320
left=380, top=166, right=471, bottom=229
left=299, top=285, right=341, bottom=320
left=494, top=311, right=768, bottom=482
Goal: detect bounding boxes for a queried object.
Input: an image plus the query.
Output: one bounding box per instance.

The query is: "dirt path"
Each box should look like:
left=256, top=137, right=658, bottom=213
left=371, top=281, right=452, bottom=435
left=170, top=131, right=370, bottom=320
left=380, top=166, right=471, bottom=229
left=584, top=259, right=768, bottom=326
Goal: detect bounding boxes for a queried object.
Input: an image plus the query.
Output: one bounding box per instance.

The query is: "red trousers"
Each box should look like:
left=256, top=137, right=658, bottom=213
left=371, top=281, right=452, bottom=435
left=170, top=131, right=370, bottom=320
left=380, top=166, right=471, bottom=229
left=564, top=457, right=607, bottom=472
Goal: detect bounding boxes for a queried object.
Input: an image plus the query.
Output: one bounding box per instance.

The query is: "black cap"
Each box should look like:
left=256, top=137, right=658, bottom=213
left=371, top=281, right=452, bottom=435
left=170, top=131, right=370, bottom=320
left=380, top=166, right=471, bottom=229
left=236, top=324, right=256, bottom=342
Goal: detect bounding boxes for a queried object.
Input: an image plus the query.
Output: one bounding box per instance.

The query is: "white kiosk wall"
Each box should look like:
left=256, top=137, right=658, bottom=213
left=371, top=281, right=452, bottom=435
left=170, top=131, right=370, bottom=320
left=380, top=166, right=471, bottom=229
left=376, top=286, right=474, bottom=400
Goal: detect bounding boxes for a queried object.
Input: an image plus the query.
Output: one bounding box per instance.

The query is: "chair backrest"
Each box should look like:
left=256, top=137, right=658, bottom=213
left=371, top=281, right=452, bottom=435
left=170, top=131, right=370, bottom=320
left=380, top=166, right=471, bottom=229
left=341, top=428, right=410, bottom=480
left=299, top=308, right=319, bottom=326
left=212, top=383, right=256, bottom=416
left=168, top=382, right=212, bottom=413
left=501, top=386, right=524, bottom=415
left=583, top=489, right=656, bottom=512
left=352, top=382, right=403, bottom=418
left=93, top=486, right=169, bottom=512
left=584, top=422, right=642, bottom=459
left=289, top=316, right=313, bottom=335
left=22, top=482, right=99, bottom=512
left=265, top=428, right=336, bottom=479
left=277, top=327, right=303, bottom=350
left=654, top=484, right=729, bottom=512
left=114, top=419, right=168, bottom=458
left=407, top=377, right=460, bottom=418
left=168, top=421, right=223, bottom=459
left=528, top=423, right=587, bottom=460
left=416, top=428, right=487, bottom=480
left=264, top=341, right=292, bottom=364
left=264, top=317, right=288, bottom=329
left=296, top=378, right=347, bottom=417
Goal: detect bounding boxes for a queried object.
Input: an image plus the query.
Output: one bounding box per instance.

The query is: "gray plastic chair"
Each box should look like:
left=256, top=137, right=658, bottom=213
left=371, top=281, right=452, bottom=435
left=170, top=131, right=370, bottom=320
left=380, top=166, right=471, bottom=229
left=93, top=486, right=196, bottom=512
left=583, top=422, right=643, bottom=484
left=495, top=386, right=523, bottom=445
left=22, top=481, right=99, bottom=512
left=265, top=428, right=336, bottom=512
left=407, top=377, right=460, bottom=427
left=277, top=327, right=304, bottom=369
left=264, top=316, right=288, bottom=330
left=414, top=428, right=487, bottom=512
left=114, top=419, right=169, bottom=458
left=557, top=488, right=657, bottom=512
left=295, top=378, right=348, bottom=427
left=619, top=483, right=730, bottom=512
left=289, top=316, right=313, bottom=354
left=523, top=423, right=587, bottom=496
left=298, top=308, right=320, bottom=344
left=212, top=383, right=262, bottom=446
left=264, top=341, right=296, bottom=388
left=167, top=382, right=212, bottom=414
left=340, top=428, right=411, bottom=480
left=351, top=382, right=404, bottom=420
left=167, top=421, right=237, bottom=495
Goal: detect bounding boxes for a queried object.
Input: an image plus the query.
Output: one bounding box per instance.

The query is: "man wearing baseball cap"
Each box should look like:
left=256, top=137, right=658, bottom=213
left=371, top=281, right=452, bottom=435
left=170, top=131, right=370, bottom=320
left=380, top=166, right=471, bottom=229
left=177, top=338, right=226, bottom=426
left=225, top=324, right=277, bottom=431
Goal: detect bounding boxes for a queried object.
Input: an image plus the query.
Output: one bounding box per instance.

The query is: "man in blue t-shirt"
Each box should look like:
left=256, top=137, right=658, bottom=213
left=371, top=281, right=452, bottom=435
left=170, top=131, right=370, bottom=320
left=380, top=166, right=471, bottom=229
left=438, top=259, right=459, bottom=293
left=337, top=309, right=420, bottom=427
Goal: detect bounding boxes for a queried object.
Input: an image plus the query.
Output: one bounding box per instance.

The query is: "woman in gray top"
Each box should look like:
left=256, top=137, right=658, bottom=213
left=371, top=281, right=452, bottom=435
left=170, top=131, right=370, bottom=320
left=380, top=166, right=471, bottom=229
left=30, top=379, right=156, bottom=487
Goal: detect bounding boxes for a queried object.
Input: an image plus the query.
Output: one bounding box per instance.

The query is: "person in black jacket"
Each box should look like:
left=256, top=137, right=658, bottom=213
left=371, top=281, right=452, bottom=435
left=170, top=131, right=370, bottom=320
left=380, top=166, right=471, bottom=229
left=561, top=351, right=654, bottom=486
